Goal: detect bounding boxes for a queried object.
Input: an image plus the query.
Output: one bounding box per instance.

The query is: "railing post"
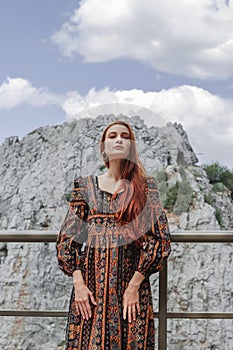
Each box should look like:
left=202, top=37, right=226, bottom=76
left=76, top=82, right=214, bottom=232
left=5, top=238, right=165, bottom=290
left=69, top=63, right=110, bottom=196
left=158, top=261, right=167, bottom=350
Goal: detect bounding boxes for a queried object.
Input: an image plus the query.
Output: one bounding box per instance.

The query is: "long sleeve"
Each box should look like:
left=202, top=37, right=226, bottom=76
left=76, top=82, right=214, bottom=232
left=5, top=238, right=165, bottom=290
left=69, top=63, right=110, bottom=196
left=136, top=176, right=171, bottom=279
left=56, top=177, right=89, bottom=277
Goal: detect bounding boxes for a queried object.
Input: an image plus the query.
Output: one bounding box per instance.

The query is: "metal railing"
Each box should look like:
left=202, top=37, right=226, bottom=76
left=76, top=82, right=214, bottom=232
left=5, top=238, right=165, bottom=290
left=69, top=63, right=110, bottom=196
left=0, top=230, right=233, bottom=350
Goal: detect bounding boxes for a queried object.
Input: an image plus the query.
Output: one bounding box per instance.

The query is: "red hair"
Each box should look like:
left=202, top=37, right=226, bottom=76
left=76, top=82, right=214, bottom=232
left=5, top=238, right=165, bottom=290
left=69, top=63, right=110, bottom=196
left=99, top=120, right=149, bottom=248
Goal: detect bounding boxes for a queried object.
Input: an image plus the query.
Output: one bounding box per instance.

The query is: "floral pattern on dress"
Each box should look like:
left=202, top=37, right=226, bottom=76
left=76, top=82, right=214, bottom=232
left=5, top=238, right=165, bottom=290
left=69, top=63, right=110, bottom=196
left=56, top=175, right=171, bottom=350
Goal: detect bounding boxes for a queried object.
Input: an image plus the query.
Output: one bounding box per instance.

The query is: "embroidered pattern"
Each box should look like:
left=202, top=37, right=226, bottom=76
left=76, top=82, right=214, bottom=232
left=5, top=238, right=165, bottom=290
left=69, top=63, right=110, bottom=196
left=56, top=175, right=171, bottom=350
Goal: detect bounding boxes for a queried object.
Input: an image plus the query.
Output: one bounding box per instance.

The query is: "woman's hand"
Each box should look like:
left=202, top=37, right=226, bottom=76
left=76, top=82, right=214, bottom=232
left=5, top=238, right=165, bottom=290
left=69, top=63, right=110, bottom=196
left=123, top=284, right=140, bottom=323
left=74, top=281, right=97, bottom=320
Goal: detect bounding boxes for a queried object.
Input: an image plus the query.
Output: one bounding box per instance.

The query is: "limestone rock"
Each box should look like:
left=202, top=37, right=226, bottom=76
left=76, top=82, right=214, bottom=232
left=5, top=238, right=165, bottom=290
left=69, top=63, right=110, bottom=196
left=0, top=114, right=232, bottom=350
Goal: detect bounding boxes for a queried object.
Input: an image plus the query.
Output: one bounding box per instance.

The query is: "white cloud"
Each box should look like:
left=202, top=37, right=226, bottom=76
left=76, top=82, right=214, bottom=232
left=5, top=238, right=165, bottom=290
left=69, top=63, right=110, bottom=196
left=61, top=87, right=118, bottom=117
left=61, top=85, right=233, bottom=168
left=0, top=77, right=60, bottom=109
left=51, top=0, right=233, bottom=79
left=0, top=77, right=232, bottom=167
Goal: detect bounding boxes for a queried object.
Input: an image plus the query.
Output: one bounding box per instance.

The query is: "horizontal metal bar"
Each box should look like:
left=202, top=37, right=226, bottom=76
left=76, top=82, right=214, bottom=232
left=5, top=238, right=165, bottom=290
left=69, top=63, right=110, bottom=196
left=0, top=230, right=232, bottom=242
left=171, top=231, right=233, bottom=243
left=0, top=231, right=56, bottom=242
left=0, top=310, right=68, bottom=317
left=1, top=309, right=232, bottom=319
left=166, top=312, right=233, bottom=319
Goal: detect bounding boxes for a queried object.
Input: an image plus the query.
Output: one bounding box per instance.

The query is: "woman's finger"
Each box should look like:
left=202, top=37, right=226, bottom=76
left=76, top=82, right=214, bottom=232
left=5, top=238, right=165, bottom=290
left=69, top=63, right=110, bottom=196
left=89, top=292, right=97, bottom=306
left=81, top=298, right=89, bottom=319
left=75, top=301, right=80, bottom=315
left=127, top=305, right=132, bottom=323
left=78, top=301, right=86, bottom=319
left=136, top=301, right=140, bottom=316
left=132, top=304, right=137, bottom=321
left=123, top=302, right=127, bottom=320
left=84, top=298, right=92, bottom=318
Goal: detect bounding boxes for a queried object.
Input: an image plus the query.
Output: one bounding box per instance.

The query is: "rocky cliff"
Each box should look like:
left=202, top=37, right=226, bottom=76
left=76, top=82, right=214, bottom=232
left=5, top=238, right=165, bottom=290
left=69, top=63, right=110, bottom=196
left=0, top=114, right=232, bottom=350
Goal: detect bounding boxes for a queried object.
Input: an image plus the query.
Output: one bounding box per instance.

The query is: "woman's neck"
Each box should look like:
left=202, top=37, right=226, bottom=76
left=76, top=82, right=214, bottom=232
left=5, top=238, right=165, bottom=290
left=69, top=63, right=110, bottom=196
left=106, top=159, right=122, bottom=181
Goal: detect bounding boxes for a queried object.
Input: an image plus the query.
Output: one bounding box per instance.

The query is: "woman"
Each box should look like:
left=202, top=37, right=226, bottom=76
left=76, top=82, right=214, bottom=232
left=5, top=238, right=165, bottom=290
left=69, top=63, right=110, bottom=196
left=56, top=119, right=171, bottom=349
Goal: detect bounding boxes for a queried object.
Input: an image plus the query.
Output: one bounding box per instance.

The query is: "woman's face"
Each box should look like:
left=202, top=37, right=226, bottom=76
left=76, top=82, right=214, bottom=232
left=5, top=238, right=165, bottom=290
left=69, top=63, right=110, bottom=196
left=103, top=124, right=132, bottom=160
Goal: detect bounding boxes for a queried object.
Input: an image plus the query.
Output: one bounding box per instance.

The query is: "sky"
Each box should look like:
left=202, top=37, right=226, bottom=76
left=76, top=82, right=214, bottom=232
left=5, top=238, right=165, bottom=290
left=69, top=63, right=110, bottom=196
left=0, top=0, right=233, bottom=169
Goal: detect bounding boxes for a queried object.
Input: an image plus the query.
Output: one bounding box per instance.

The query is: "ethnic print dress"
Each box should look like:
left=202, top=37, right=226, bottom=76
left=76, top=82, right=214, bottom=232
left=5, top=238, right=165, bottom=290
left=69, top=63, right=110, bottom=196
left=56, top=175, right=171, bottom=350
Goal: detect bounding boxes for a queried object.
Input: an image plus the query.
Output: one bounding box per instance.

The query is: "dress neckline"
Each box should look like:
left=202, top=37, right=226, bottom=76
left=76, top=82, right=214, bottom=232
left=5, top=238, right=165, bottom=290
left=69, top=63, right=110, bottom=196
left=94, top=175, right=124, bottom=196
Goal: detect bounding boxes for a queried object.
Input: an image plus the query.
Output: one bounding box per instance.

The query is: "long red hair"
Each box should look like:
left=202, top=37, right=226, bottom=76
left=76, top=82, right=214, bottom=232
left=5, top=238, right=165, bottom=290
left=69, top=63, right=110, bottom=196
left=99, top=120, right=149, bottom=248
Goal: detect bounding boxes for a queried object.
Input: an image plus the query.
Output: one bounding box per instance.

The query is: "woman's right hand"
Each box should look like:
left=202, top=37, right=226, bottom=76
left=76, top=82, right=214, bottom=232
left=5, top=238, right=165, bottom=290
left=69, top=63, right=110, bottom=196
left=74, top=282, right=97, bottom=320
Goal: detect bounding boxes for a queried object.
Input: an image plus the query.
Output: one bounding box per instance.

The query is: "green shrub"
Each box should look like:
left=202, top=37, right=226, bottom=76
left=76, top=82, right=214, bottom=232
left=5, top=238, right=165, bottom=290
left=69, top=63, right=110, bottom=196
left=215, top=208, right=224, bottom=227
left=164, top=182, right=179, bottom=211
left=203, top=161, right=233, bottom=199
left=152, top=170, right=168, bottom=205
left=156, top=167, right=193, bottom=213
left=219, top=169, right=233, bottom=196
left=212, top=182, right=226, bottom=193
left=204, top=193, right=214, bottom=206
left=203, top=162, right=222, bottom=182
left=191, top=167, right=204, bottom=177
left=173, top=178, right=193, bottom=215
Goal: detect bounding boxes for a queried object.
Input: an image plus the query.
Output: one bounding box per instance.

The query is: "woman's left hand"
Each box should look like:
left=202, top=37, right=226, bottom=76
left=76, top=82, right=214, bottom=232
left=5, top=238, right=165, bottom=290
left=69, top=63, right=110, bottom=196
left=123, top=284, right=140, bottom=323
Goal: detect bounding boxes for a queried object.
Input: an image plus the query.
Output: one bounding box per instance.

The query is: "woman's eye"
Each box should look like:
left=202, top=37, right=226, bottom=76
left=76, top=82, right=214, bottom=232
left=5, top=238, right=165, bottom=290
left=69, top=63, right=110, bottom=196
left=108, top=134, right=130, bottom=138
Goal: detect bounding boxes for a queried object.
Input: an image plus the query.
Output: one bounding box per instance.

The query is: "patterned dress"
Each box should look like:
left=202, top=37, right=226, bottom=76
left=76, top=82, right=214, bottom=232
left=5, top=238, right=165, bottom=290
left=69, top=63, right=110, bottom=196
left=56, top=175, right=171, bottom=350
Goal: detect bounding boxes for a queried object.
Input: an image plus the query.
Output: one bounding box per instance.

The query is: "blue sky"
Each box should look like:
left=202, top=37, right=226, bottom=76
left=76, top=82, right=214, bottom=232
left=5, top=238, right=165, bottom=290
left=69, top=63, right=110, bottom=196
left=0, top=0, right=233, bottom=168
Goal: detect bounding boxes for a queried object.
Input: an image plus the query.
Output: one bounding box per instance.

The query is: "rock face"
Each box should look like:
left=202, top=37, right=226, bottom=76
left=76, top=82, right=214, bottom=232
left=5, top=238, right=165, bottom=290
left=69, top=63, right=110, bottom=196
left=0, top=114, right=232, bottom=350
